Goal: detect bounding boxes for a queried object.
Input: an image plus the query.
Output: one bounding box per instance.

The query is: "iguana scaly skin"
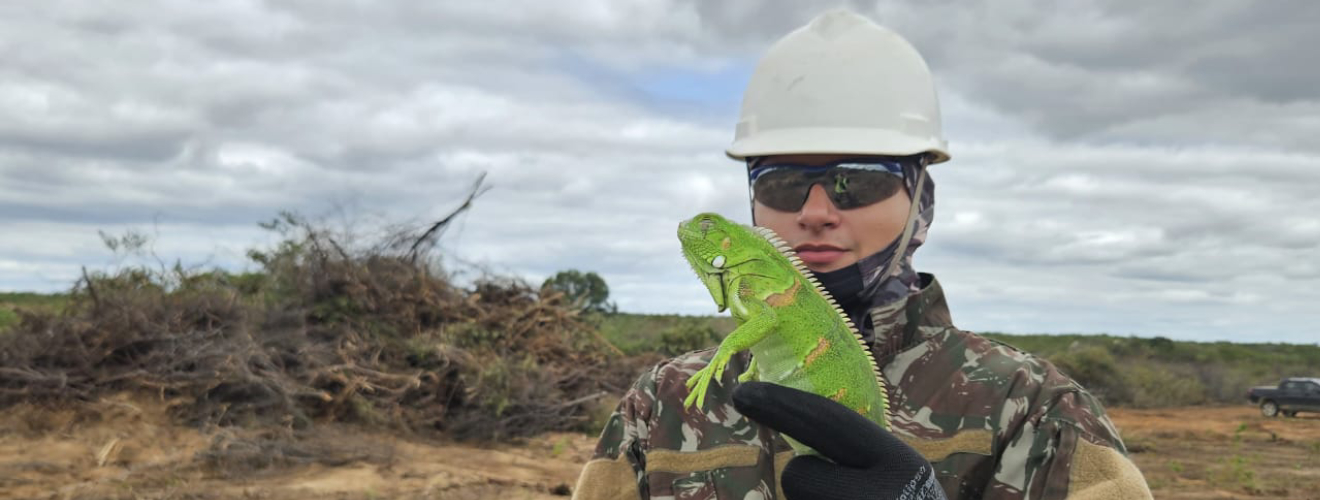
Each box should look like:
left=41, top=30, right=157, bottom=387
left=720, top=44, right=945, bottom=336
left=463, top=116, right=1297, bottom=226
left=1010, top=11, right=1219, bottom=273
left=677, top=213, right=890, bottom=454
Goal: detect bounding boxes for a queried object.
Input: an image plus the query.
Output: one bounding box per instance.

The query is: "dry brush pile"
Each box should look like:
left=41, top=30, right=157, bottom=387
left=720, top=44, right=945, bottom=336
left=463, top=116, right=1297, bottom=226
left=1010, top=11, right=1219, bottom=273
left=0, top=210, right=642, bottom=444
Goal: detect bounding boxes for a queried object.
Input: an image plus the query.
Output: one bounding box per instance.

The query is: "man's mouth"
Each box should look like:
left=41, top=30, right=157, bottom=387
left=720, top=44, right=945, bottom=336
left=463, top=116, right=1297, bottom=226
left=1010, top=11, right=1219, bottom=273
left=793, top=243, right=847, bottom=266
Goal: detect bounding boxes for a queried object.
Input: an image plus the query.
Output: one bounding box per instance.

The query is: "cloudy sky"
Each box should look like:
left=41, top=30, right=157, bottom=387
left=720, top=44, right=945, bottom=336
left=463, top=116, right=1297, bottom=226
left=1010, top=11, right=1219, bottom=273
left=2, top=1, right=1318, bottom=343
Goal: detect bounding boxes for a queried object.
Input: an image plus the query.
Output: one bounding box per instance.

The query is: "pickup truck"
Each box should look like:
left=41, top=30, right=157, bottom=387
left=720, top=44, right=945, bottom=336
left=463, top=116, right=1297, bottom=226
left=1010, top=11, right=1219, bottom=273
left=1247, top=377, right=1320, bottom=417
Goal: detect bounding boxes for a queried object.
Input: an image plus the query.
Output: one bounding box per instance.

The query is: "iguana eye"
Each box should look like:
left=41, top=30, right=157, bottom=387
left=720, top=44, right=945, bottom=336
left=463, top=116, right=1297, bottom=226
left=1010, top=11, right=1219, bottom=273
left=711, top=255, right=726, bottom=268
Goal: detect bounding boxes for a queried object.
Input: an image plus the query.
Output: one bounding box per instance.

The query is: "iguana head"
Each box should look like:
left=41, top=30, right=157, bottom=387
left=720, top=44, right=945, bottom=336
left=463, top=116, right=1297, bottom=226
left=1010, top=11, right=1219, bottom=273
left=678, top=212, right=788, bottom=313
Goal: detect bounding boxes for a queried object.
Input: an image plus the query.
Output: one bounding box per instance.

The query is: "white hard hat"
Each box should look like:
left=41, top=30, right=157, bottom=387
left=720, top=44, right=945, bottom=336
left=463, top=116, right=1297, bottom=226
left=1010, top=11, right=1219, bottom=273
left=727, top=9, right=950, bottom=164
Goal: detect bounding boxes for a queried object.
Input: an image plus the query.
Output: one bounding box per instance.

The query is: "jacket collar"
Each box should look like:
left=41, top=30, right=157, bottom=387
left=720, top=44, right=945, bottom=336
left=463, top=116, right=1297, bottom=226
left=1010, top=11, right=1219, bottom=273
left=867, top=272, right=953, bottom=363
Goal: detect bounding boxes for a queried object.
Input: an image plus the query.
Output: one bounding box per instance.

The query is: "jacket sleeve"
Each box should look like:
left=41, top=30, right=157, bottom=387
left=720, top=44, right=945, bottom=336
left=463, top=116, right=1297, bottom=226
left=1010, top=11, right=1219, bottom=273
left=987, top=390, right=1152, bottom=499
left=571, top=367, right=659, bottom=500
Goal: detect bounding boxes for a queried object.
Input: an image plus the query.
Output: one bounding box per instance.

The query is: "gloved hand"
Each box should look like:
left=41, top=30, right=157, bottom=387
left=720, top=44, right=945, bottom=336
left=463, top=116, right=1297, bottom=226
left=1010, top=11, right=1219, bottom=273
left=732, top=382, right=947, bottom=500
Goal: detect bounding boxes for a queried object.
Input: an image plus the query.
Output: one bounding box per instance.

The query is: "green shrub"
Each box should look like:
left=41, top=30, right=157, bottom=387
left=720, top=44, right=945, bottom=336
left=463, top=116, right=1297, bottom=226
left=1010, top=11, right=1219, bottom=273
left=1125, top=364, right=1207, bottom=408
left=541, top=269, right=615, bottom=314
left=658, top=318, right=722, bottom=357
left=1049, top=346, right=1131, bottom=405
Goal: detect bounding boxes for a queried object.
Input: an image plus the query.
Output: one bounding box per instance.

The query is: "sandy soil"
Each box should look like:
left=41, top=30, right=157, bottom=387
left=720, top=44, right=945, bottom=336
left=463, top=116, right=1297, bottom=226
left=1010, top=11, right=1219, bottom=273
left=1109, top=406, right=1320, bottom=500
left=0, top=394, right=598, bottom=499
left=2, top=395, right=1317, bottom=499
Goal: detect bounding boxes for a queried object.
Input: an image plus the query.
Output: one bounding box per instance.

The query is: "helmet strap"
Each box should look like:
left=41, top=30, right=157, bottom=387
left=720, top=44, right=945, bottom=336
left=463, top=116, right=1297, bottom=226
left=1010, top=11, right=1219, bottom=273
left=877, top=155, right=929, bottom=282
left=746, top=157, right=764, bottom=224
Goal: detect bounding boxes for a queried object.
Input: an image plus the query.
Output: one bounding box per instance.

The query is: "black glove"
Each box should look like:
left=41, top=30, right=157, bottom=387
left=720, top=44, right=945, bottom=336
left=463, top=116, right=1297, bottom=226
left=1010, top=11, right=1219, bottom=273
left=732, top=382, right=947, bottom=500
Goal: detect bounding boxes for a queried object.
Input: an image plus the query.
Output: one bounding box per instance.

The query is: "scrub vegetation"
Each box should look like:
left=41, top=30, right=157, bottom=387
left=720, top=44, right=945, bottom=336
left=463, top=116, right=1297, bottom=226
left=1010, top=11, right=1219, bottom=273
left=979, top=333, right=1320, bottom=408
left=0, top=194, right=646, bottom=486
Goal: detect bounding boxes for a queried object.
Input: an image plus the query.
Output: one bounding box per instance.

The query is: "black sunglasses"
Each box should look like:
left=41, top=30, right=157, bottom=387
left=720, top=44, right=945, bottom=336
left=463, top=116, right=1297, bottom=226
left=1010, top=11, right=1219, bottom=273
left=748, top=159, right=906, bottom=212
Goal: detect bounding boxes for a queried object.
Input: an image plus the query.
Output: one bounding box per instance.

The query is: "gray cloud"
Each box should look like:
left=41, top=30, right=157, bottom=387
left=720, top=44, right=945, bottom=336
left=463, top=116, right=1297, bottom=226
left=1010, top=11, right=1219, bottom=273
left=852, top=1, right=1320, bottom=148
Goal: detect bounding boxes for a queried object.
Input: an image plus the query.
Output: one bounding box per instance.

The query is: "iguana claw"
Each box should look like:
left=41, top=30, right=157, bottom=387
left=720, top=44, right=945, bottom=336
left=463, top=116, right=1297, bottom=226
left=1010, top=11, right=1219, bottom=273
left=683, top=354, right=730, bottom=410
left=683, top=368, right=709, bottom=409
left=737, top=357, right=758, bottom=383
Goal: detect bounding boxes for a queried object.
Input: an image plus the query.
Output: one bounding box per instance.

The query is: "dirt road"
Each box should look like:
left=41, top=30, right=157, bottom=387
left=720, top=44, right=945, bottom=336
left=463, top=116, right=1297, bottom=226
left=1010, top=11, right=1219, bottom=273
left=2, top=395, right=1317, bottom=499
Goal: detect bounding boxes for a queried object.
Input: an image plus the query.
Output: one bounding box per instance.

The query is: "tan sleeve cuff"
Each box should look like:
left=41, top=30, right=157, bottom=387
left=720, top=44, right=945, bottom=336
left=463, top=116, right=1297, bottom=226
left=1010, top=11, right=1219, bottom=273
left=1066, top=439, right=1153, bottom=500
left=572, top=455, right=639, bottom=500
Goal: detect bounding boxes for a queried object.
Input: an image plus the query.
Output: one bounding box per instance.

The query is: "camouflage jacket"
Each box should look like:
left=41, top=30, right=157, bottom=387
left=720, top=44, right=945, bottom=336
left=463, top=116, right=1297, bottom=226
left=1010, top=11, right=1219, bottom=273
left=572, top=274, right=1152, bottom=500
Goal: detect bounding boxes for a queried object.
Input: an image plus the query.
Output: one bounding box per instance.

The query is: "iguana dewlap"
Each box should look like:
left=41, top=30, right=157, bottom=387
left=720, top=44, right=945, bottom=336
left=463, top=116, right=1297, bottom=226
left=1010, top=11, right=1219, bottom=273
left=677, top=213, right=890, bottom=455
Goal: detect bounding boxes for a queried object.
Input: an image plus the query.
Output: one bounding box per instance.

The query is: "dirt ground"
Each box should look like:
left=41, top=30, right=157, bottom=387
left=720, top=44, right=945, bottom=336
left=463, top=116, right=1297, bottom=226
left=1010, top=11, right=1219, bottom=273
left=0, top=394, right=598, bottom=500
left=2, top=395, right=1317, bottom=499
left=1109, top=406, right=1320, bottom=499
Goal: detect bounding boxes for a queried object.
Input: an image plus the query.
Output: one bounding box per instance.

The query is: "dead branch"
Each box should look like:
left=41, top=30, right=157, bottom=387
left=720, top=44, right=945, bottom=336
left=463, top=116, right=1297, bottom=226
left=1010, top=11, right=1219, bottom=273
left=408, top=172, right=490, bottom=263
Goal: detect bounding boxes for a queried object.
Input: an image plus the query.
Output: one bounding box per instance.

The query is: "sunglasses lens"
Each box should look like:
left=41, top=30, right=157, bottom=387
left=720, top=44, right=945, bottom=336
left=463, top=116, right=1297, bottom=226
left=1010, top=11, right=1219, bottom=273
left=827, top=167, right=904, bottom=209
left=752, top=169, right=815, bottom=211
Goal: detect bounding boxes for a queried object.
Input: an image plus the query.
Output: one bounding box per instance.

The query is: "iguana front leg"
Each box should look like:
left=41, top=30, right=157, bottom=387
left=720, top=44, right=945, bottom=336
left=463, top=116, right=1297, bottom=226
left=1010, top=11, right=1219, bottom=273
left=684, top=282, right=776, bottom=409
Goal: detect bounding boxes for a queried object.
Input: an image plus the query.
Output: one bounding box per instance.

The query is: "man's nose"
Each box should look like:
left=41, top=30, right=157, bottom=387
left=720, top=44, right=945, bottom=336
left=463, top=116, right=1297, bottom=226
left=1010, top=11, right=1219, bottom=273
left=796, top=184, right=840, bottom=230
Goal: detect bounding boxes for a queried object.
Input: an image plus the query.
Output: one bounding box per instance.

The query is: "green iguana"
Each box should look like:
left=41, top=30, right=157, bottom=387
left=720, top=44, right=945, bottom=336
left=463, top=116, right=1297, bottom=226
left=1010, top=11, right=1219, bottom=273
left=677, top=212, right=890, bottom=455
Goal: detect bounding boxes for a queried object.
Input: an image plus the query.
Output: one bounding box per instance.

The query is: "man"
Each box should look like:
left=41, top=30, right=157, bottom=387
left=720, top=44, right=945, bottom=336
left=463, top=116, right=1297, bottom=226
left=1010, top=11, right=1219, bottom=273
left=573, top=10, right=1152, bottom=500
